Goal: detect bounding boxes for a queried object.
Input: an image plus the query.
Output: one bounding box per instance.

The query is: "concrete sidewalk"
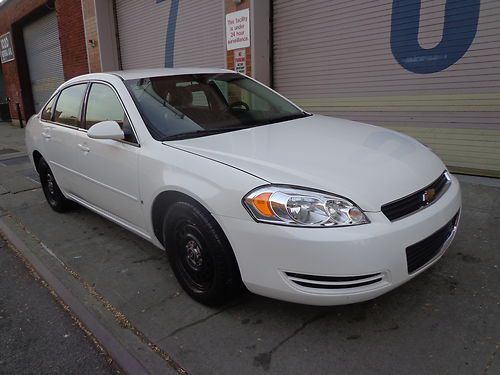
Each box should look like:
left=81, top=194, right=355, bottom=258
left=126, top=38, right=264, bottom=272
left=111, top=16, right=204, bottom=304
left=1, top=121, right=499, bottom=374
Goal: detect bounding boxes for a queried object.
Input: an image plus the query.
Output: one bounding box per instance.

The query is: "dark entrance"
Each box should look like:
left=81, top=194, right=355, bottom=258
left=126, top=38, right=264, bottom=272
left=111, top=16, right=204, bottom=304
left=0, top=64, right=10, bottom=121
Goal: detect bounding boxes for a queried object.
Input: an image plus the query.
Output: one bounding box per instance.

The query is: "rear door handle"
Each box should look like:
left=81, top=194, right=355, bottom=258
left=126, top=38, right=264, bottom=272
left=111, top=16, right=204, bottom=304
left=78, top=144, right=90, bottom=152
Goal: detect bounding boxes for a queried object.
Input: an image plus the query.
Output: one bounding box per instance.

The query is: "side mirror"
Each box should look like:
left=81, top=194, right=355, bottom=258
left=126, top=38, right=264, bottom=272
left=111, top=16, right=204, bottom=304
left=87, top=121, right=124, bottom=140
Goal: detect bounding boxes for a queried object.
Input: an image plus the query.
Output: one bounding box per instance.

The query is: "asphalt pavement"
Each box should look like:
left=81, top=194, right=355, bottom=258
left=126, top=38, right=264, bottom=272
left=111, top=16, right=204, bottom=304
left=0, top=238, right=116, bottom=374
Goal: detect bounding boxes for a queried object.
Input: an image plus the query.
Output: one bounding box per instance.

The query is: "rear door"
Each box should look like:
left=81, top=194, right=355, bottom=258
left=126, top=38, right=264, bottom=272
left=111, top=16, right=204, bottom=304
left=74, top=82, right=145, bottom=232
left=40, top=83, right=87, bottom=194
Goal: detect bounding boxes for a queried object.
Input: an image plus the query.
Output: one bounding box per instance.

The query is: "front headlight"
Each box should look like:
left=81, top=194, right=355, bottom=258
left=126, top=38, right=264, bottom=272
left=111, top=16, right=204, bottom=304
left=243, top=186, right=369, bottom=227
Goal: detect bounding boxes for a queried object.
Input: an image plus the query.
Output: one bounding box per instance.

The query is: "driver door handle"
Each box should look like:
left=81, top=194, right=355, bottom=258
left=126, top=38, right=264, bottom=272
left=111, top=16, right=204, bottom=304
left=78, top=144, right=90, bottom=152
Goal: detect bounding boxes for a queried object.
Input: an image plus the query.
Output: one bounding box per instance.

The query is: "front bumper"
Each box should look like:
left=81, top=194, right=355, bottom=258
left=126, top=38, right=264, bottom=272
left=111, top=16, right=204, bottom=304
left=216, top=175, right=462, bottom=305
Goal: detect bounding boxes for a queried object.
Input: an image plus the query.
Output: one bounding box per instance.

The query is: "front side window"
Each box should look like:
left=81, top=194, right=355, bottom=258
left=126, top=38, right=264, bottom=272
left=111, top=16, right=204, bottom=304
left=53, top=84, right=87, bottom=127
left=125, top=73, right=308, bottom=140
left=41, top=95, right=56, bottom=121
left=85, top=83, right=137, bottom=143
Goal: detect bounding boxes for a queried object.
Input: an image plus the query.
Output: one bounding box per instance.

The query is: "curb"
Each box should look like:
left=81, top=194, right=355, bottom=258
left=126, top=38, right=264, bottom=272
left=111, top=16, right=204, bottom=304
left=0, top=216, right=151, bottom=375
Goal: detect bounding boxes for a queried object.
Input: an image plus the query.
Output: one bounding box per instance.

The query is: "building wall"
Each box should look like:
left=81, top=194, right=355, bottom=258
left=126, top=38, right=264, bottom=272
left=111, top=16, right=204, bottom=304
left=56, top=0, right=88, bottom=79
left=0, top=0, right=88, bottom=121
left=0, top=0, right=497, bottom=177
left=81, top=0, right=101, bottom=72
left=0, top=0, right=47, bottom=121
left=272, top=0, right=500, bottom=177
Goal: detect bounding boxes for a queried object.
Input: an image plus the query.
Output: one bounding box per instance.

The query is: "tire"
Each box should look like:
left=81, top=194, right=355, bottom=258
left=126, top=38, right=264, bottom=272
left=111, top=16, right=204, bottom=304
left=38, top=157, right=74, bottom=213
left=162, top=201, right=244, bottom=306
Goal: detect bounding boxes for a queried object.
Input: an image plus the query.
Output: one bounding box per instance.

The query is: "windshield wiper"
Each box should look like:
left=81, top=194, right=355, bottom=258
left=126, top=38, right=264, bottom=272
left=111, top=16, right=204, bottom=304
left=161, top=126, right=251, bottom=141
left=251, top=112, right=311, bottom=127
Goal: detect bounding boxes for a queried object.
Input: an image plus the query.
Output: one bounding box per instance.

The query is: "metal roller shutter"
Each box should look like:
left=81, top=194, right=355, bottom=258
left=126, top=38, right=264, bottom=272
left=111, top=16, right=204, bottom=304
left=115, top=0, right=224, bottom=70
left=273, top=0, right=500, bottom=177
left=23, top=11, right=65, bottom=112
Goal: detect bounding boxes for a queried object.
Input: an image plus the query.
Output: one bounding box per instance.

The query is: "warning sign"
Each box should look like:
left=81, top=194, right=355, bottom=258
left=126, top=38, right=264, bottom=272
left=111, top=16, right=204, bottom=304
left=226, top=9, right=250, bottom=51
left=234, top=49, right=246, bottom=74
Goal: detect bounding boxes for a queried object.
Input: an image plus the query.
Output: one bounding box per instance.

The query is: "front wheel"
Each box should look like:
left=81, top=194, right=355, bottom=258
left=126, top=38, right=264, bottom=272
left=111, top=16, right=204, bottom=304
left=163, top=201, right=244, bottom=306
left=38, top=157, right=74, bottom=213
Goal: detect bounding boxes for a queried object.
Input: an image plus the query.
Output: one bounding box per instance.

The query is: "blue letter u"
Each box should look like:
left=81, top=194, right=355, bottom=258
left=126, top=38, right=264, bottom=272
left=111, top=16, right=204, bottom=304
left=391, top=0, right=480, bottom=74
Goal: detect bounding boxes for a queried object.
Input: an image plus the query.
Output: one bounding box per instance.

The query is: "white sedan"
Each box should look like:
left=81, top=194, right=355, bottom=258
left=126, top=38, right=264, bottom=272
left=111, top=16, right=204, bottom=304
left=25, top=68, right=461, bottom=306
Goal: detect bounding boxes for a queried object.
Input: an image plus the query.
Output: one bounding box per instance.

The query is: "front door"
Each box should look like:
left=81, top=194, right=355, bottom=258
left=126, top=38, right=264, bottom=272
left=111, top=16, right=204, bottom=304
left=73, top=82, right=145, bottom=232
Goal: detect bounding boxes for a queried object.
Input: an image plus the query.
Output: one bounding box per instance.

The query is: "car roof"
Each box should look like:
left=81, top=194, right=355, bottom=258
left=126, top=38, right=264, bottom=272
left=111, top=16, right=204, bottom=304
left=67, top=67, right=235, bottom=83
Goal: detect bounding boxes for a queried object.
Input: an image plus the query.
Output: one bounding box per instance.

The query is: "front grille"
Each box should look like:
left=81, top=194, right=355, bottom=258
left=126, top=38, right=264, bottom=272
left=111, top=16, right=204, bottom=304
left=406, top=212, right=459, bottom=274
left=285, top=272, right=383, bottom=290
left=382, top=172, right=450, bottom=221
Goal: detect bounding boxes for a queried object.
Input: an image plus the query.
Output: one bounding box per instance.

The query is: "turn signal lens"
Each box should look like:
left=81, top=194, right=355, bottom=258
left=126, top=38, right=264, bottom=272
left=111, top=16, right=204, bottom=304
left=243, top=186, right=370, bottom=227
left=251, top=192, right=274, bottom=217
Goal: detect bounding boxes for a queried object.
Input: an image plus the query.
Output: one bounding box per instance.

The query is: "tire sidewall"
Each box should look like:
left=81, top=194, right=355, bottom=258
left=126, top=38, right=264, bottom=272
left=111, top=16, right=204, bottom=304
left=163, top=201, right=243, bottom=305
left=38, top=158, right=70, bottom=212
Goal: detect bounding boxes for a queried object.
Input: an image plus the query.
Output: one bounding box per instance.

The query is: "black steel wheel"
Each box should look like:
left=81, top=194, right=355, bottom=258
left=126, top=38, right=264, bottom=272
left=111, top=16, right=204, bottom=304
left=38, top=157, right=74, bottom=212
left=163, top=201, right=244, bottom=306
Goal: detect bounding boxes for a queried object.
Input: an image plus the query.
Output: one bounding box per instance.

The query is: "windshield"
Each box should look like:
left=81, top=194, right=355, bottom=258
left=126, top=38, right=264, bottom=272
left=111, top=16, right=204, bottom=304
left=124, top=73, right=309, bottom=141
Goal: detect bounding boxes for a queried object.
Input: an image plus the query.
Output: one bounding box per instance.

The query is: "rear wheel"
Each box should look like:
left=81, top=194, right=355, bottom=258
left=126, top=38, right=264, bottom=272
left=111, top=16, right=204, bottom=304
left=38, top=157, right=74, bottom=212
left=163, top=201, right=244, bottom=306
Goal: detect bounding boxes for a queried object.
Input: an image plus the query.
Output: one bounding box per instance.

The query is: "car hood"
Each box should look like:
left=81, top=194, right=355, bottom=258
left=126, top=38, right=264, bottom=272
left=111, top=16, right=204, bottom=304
left=165, top=115, right=446, bottom=211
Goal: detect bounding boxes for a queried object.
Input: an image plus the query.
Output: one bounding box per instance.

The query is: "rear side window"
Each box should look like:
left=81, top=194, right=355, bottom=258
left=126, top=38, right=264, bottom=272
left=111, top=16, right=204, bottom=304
left=41, top=96, right=56, bottom=121
left=53, top=84, right=87, bottom=127
left=85, top=83, right=137, bottom=143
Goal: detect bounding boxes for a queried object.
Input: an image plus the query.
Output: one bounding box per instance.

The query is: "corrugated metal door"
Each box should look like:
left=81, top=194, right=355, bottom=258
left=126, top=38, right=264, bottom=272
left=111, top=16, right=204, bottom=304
left=23, top=11, right=65, bottom=112
left=273, top=0, right=500, bottom=177
left=115, top=0, right=224, bottom=69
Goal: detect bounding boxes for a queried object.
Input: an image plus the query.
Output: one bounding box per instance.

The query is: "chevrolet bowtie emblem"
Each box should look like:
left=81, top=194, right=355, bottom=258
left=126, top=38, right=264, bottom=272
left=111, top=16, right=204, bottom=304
left=422, top=188, right=436, bottom=204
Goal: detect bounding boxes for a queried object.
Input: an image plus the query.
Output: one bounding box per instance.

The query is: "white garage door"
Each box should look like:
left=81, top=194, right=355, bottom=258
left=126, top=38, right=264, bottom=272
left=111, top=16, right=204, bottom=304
left=115, top=0, right=224, bottom=70
left=23, top=11, right=65, bottom=112
left=273, top=0, right=500, bottom=177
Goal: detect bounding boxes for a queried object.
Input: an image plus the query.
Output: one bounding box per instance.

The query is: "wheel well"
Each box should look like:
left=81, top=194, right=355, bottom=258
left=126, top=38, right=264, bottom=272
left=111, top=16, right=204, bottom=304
left=151, top=191, right=214, bottom=246
left=32, top=151, right=43, bottom=172
left=152, top=190, right=243, bottom=287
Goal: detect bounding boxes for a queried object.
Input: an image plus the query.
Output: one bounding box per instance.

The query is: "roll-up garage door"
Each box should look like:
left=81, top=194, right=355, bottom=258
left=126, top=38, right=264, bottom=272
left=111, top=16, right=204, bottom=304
left=273, top=0, right=500, bottom=177
left=23, top=11, right=65, bottom=113
left=115, top=0, right=224, bottom=70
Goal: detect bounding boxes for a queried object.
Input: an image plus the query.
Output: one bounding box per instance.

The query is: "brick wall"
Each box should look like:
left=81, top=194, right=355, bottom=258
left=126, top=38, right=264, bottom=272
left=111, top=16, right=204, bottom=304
left=0, top=0, right=88, bottom=120
left=56, top=0, right=89, bottom=79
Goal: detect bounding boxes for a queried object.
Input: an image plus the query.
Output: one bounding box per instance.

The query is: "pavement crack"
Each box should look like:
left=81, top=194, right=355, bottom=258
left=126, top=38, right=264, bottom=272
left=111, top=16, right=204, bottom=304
left=132, top=255, right=164, bottom=264
left=484, top=342, right=500, bottom=374
left=12, top=187, right=42, bottom=194
left=166, top=302, right=242, bottom=338
left=253, top=312, right=327, bottom=371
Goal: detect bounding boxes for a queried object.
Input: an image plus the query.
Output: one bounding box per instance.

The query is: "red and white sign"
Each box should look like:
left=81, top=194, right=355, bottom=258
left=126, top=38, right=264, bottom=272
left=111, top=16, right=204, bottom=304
left=234, top=49, right=246, bottom=74
left=226, top=9, right=250, bottom=51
